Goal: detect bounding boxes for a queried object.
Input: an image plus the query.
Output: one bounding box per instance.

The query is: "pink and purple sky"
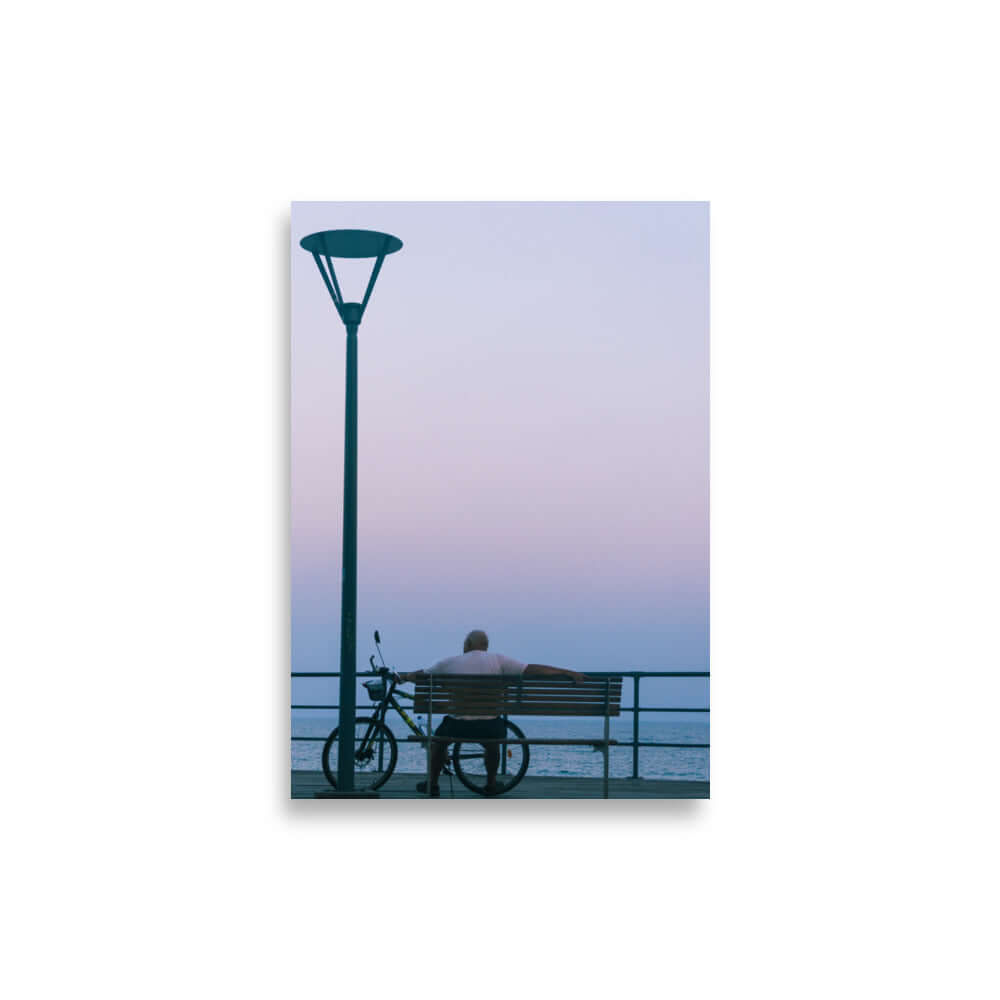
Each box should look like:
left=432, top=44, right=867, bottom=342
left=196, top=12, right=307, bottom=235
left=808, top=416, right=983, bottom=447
left=291, top=202, right=708, bottom=706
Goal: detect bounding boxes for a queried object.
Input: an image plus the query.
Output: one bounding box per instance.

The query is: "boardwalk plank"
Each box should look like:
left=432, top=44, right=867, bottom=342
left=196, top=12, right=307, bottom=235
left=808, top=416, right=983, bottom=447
left=291, top=770, right=709, bottom=800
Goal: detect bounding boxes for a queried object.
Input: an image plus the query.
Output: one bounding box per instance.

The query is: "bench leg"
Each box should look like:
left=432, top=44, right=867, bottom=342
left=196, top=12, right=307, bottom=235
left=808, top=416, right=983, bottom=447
left=603, top=712, right=610, bottom=799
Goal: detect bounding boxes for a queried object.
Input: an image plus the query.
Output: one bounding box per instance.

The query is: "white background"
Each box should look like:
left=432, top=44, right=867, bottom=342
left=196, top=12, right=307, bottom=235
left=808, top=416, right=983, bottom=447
left=2, top=3, right=998, bottom=998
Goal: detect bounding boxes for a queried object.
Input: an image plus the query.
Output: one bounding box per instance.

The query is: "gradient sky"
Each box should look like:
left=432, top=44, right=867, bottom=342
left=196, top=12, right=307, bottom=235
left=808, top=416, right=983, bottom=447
left=291, top=202, right=708, bottom=709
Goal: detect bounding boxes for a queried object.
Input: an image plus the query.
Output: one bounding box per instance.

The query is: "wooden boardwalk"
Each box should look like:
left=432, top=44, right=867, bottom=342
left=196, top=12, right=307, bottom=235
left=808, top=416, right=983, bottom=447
left=292, top=769, right=709, bottom=799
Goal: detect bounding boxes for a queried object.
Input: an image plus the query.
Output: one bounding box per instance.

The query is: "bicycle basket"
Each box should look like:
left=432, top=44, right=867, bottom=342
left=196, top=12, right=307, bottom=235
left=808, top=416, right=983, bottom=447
left=364, top=679, right=386, bottom=701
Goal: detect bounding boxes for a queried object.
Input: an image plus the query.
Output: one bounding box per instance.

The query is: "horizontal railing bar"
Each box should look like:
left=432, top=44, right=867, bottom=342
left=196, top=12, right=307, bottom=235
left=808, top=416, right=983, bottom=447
left=292, top=670, right=709, bottom=678
left=628, top=742, right=710, bottom=748
left=428, top=739, right=710, bottom=748
left=628, top=707, right=709, bottom=713
left=291, top=736, right=710, bottom=747
left=292, top=704, right=709, bottom=712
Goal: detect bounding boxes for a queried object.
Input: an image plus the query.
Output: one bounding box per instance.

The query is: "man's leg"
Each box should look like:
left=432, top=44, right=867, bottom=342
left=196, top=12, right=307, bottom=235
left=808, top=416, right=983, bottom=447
left=429, top=735, right=449, bottom=786
left=483, top=741, right=500, bottom=792
left=482, top=717, right=504, bottom=793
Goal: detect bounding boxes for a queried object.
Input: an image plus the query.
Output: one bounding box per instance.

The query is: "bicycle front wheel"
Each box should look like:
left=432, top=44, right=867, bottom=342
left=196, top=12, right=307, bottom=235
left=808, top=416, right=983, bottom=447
left=452, top=719, right=529, bottom=796
left=321, top=718, right=398, bottom=791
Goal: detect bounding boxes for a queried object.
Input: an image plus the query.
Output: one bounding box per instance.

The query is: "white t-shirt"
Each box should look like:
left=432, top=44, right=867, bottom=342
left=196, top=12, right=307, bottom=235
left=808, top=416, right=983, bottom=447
left=428, top=650, right=526, bottom=677
left=427, top=650, right=527, bottom=719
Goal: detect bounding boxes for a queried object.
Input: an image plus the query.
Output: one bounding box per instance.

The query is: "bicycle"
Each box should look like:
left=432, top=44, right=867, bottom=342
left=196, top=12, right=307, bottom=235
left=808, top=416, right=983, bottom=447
left=321, top=631, right=530, bottom=795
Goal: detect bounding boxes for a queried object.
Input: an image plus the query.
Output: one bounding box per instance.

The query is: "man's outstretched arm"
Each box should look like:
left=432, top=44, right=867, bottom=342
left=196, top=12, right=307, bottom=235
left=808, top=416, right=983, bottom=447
left=524, top=664, right=588, bottom=684
left=396, top=670, right=427, bottom=683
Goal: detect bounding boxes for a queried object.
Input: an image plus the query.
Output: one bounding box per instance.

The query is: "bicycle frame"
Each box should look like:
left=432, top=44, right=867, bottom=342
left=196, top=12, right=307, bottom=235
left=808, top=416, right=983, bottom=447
left=356, top=668, right=455, bottom=773
left=383, top=684, right=425, bottom=739
left=365, top=672, right=421, bottom=736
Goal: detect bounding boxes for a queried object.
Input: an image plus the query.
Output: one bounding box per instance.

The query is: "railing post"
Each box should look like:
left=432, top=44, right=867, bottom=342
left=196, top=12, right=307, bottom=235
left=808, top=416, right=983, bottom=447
left=603, top=677, right=611, bottom=799
left=632, top=674, right=640, bottom=779
left=426, top=675, right=434, bottom=795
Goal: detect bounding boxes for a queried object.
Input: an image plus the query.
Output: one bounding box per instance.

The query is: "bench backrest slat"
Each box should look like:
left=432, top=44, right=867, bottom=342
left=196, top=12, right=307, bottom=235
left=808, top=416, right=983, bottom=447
left=412, top=675, right=622, bottom=717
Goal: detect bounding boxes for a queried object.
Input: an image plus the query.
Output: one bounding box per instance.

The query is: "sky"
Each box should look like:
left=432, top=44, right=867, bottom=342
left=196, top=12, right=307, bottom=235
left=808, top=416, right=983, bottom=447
left=291, top=202, right=708, bottom=710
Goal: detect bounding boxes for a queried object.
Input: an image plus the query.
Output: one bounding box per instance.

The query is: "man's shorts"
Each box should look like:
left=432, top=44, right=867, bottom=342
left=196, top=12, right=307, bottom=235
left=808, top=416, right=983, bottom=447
left=433, top=715, right=505, bottom=743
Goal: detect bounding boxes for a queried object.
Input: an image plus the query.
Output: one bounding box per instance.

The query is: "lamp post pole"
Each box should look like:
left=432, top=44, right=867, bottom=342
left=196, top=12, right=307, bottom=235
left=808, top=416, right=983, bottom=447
left=299, top=229, right=402, bottom=796
left=338, top=303, right=361, bottom=791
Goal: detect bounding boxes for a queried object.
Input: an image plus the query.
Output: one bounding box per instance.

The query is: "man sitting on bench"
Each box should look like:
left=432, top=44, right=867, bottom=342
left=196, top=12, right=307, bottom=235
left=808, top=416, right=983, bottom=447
left=397, top=629, right=587, bottom=796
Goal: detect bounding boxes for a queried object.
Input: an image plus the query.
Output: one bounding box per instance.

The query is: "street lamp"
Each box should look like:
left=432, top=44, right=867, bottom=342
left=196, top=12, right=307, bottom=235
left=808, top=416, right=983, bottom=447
left=300, top=228, right=403, bottom=795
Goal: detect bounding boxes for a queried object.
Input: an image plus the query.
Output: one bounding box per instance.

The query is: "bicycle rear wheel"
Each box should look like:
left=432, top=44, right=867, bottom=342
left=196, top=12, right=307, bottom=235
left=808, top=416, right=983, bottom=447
left=452, top=719, right=529, bottom=796
left=321, top=718, right=397, bottom=791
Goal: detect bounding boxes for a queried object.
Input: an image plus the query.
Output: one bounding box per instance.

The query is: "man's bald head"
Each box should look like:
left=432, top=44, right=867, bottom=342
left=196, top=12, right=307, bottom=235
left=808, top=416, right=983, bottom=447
left=463, top=629, right=489, bottom=653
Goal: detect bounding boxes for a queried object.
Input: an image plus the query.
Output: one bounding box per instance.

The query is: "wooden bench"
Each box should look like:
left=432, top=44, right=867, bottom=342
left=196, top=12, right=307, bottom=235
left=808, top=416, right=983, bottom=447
left=413, top=674, right=623, bottom=798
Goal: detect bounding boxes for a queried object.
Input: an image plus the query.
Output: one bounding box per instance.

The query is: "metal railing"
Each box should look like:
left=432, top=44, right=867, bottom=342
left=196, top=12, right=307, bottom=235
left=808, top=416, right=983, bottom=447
left=292, top=669, right=709, bottom=780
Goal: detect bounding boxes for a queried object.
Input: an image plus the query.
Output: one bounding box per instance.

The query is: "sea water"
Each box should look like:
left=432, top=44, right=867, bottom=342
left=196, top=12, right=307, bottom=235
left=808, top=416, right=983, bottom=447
left=291, top=710, right=709, bottom=782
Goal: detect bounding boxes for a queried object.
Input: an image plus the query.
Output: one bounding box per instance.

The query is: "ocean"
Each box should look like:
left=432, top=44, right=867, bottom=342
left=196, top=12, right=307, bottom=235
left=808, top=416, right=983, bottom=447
left=292, top=710, right=709, bottom=782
